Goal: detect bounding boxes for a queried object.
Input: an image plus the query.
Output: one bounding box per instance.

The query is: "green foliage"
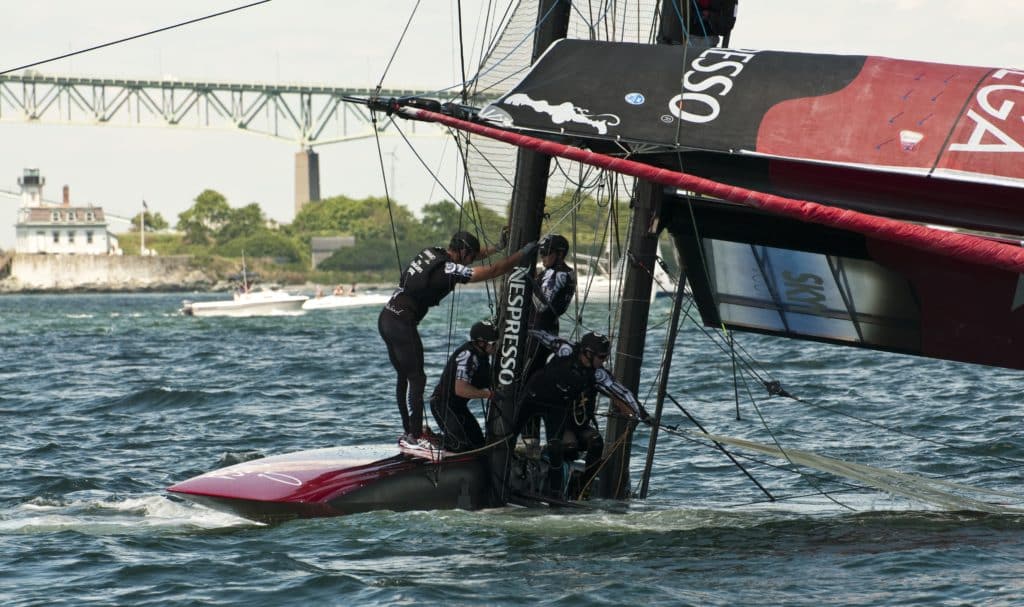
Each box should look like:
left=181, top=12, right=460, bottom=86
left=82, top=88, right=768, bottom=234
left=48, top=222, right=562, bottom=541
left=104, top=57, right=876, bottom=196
left=217, top=203, right=268, bottom=245
left=131, top=185, right=640, bottom=283
left=541, top=189, right=631, bottom=255
left=317, top=238, right=404, bottom=272
left=293, top=195, right=422, bottom=241
left=131, top=211, right=169, bottom=231
left=176, top=189, right=232, bottom=244
left=117, top=231, right=204, bottom=256
left=420, top=200, right=507, bottom=247
left=216, top=232, right=307, bottom=264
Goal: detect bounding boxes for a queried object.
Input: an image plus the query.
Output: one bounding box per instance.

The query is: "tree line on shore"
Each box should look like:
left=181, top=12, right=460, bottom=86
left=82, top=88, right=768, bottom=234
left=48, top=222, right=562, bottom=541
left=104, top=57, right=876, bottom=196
left=119, top=188, right=628, bottom=284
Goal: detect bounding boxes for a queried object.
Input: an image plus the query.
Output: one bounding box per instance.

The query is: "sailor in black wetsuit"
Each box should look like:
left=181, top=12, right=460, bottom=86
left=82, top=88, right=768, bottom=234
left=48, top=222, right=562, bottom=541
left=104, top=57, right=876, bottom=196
left=532, top=234, right=576, bottom=334
left=525, top=233, right=576, bottom=377
left=429, top=320, right=498, bottom=453
left=378, top=230, right=537, bottom=446
left=518, top=330, right=650, bottom=497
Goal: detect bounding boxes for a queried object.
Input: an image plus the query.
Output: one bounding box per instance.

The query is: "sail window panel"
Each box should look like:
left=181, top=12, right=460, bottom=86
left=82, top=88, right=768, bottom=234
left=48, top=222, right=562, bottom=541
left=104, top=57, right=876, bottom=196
left=705, top=240, right=920, bottom=348
left=717, top=301, right=787, bottom=333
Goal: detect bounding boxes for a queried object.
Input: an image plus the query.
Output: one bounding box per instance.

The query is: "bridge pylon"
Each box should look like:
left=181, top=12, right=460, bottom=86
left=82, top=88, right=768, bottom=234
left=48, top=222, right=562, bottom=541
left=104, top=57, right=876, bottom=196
left=294, top=148, right=320, bottom=214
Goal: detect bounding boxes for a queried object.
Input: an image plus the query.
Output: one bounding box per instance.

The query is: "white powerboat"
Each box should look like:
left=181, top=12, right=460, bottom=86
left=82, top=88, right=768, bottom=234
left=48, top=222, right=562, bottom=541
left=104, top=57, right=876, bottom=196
left=577, top=257, right=674, bottom=304
left=302, top=292, right=390, bottom=311
left=181, top=287, right=308, bottom=317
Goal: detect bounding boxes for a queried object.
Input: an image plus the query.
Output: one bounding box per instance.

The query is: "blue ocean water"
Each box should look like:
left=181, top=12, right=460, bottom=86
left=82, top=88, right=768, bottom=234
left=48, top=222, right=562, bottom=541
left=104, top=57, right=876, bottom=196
left=1, top=291, right=1022, bottom=606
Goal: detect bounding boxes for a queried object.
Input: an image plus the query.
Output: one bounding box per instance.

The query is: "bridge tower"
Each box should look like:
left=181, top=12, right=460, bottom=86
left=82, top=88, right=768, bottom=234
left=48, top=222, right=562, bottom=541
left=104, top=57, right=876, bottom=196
left=294, top=148, right=320, bottom=215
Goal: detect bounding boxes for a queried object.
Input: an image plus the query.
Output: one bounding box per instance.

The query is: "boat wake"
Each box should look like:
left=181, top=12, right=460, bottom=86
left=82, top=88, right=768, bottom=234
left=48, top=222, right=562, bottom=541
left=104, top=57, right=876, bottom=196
left=0, top=493, right=257, bottom=535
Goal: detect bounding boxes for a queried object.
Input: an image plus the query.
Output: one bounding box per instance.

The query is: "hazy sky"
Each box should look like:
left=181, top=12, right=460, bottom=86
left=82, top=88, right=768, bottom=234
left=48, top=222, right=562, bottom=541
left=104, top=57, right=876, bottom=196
left=1, top=1, right=1021, bottom=248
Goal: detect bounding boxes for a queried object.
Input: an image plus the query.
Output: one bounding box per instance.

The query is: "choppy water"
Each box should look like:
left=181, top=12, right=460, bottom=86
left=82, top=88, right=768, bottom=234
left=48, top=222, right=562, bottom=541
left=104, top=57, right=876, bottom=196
left=1, top=291, right=1022, bottom=606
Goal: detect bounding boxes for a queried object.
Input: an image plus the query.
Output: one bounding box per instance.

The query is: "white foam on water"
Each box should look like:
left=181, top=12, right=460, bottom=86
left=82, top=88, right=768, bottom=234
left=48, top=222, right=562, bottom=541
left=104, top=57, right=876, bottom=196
left=0, top=493, right=258, bottom=535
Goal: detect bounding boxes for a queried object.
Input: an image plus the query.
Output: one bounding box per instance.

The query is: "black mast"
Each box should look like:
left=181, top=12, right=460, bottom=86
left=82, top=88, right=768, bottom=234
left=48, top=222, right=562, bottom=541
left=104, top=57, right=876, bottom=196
left=486, top=0, right=572, bottom=506
left=593, top=0, right=688, bottom=499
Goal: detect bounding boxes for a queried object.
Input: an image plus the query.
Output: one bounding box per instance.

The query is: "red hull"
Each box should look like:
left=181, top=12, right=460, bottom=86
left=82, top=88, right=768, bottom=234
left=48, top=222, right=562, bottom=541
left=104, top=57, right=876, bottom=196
left=168, top=444, right=487, bottom=524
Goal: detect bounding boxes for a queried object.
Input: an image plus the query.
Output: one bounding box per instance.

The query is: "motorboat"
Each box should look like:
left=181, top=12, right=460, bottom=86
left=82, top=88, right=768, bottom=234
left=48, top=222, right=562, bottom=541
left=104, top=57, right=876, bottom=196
left=181, top=287, right=308, bottom=317
left=577, top=255, right=674, bottom=304
left=301, top=292, right=390, bottom=311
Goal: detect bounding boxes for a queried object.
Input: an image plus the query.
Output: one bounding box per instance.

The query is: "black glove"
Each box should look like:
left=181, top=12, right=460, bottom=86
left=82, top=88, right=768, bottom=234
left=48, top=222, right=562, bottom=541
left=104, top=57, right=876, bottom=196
left=519, top=241, right=538, bottom=257
left=638, top=407, right=653, bottom=426
left=497, top=226, right=510, bottom=251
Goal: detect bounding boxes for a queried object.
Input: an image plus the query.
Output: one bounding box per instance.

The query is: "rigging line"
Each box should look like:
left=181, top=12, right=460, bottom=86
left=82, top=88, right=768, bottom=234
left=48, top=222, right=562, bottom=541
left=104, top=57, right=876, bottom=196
left=682, top=193, right=731, bottom=339
left=392, top=122, right=468, bottom=218
left=461, top=136, right=516, bottom=190
left=666, top=291, right=776, bottom=390
left=660, top=394, right=775, bottom=501
left=470, top=0, right=505, bottom=91
left=460, top=0, right=549, bottom=94
left=579, top=420, right=635, bottom=498
left=372, top=113, right=404, bottom=275
left=542, top=180, right=595, bottom=225
left=726, top=486, right=875, bottom=510
left=569, top=0, right=614, bottom=32
left=456, top=0, right=469, bottom=103
left=731, top=330, right=741, bottom=420
left=465, top=0, right=517, bottom=88
left=375, top=0, right=423, bottom=93
left=418, top=131, right=497, bottom=256
left=0, top=0, right=271, bottom=76
left=738, top=370, right=856, bottom=511
left=551, top=157, right=606, bottom=190
left=644, top=416, right=868, bottom=492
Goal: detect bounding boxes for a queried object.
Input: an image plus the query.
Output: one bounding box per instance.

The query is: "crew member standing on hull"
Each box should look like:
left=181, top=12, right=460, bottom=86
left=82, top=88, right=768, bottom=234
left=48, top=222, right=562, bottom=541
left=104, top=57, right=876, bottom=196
left=379, top=229, right=537, bottom=447
left=429, top=320, right=499, bottom=453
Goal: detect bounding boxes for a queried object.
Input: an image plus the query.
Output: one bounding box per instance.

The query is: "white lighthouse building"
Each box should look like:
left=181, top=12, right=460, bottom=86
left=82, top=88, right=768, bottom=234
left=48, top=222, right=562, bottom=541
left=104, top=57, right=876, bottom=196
left=14, top=168, right=118, bottom=255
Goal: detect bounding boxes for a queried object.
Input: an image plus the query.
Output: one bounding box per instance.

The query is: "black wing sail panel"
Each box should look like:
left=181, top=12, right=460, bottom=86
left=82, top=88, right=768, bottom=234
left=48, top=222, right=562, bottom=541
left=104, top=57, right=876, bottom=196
left=483, top=40, right=866, bottom=152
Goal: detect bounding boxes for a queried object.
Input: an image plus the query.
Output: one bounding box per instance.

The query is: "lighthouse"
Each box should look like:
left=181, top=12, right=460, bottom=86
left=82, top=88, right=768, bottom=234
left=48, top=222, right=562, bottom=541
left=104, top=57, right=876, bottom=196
left=14, top=168, right=114, bottom=255
left=17, top=168, right=45, bottom=208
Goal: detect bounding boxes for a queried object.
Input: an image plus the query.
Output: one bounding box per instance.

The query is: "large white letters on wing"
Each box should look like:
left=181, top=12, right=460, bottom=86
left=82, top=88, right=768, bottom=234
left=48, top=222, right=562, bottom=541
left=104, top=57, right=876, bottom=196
left=949, top=69, right=1024, bottom=153
left=668, top=49, right=758, bottom=125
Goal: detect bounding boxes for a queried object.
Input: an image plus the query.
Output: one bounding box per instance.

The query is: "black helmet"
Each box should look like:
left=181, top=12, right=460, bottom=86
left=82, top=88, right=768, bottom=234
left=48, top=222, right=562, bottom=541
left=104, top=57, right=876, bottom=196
left=449, top=230, right=481, bottom=256
left=579, top=332, right=611, bottom=357
left=471, top=320, right=499, bottom=343
left=538, top=233, right=569, bottom=256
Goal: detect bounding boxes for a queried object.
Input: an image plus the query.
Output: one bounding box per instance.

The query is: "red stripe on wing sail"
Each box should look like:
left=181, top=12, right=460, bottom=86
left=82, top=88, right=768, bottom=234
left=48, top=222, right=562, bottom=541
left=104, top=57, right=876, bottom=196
left=405, top=106, right=1024, bottom=275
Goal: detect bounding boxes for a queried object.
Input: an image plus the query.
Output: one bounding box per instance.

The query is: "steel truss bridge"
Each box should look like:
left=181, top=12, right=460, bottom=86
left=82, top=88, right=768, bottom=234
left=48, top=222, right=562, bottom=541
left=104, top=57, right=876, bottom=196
left=0, top=72, right=492, bottom=210
left=0, top=72, right=448, bottom=145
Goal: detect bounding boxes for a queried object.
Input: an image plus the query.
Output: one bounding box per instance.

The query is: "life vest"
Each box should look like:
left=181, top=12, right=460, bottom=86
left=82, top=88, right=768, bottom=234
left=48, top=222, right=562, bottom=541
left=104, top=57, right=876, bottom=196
left=387, top=247, right=469, bottom=322
left=531, top=262, right=576, bottom=333
left=431, top=341, right=491, bottom=407
left=522, top=348, right=598, bottom=421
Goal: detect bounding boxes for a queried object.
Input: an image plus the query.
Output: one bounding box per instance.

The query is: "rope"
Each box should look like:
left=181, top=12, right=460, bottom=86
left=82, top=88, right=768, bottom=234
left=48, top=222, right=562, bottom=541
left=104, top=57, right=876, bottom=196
left=0, top=0, right=271, bottom=76
left=374, top=0, right=422, bottom=93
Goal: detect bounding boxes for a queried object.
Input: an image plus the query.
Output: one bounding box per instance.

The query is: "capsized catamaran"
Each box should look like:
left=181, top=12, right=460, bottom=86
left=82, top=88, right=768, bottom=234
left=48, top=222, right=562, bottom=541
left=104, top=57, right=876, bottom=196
left=170, top=0, right=1024, bottom=523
